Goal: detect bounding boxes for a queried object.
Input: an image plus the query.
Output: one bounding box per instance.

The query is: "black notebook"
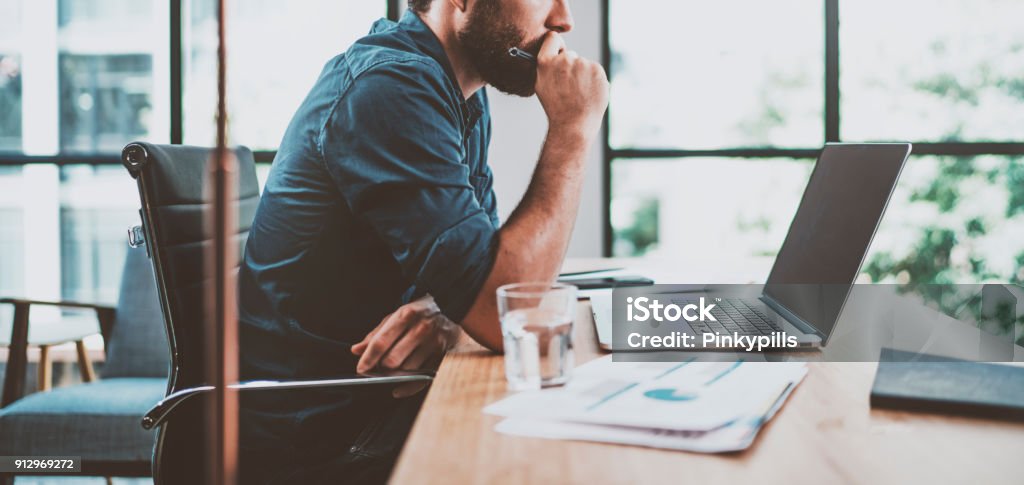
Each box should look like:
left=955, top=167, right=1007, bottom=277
left=870, top=349, right=1024, bottom=421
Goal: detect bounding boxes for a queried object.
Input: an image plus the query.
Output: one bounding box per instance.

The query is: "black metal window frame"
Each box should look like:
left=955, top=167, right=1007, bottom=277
left=4, top=0, right=1022, bottom=255
left=0, top=0, right=404, bottom=167
left=599, top=0, right=1024, bottom=256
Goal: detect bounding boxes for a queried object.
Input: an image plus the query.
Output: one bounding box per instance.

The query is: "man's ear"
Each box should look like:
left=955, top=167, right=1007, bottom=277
left=447, top=0, right=469, bottom=12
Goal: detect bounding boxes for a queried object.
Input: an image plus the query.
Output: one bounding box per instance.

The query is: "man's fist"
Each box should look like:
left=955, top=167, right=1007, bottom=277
left=534, top=31, right=610, bottom=139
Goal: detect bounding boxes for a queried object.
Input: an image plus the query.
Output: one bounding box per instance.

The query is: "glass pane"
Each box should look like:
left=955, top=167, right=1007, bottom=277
left=59, top=53, right=156, bottom=152
left=0, top=0, right=167, bottom=155
left=611, top=158, right=814, bottom=281
left=865, top=155, right=1024, bottom=285
left=58, top=0, right=168, bottom=152
left=184, top=0, right=385, bottom=149
left=613, top=156, right=1024, bottom=286
left=0, top=166, right=26, bottom=298
left=59, top=164, right=140, bottom=302
left=609, top=0, right=823, bottom=150
left=0, top=0, right=23, bottom=151
left=841, top=0, right=1024, bottom=142
left=0, top=164, right=138, bottom=309
left=0, top=166, right=24, bottom=327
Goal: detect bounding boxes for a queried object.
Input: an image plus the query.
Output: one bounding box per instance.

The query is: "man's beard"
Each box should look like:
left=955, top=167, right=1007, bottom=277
left=456, top=0, right=542, bottom=97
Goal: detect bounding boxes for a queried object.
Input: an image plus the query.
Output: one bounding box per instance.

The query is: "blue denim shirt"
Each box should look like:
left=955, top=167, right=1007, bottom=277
left=239, top=11, right=499, bottom=381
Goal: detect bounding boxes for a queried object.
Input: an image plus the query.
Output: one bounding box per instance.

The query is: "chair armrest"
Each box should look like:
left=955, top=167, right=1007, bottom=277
left=0, top=297, right=116, bottom=312
left=1, top=298, right=114, bottom=407
left=0, top=297, right=116, bottom=345
left=141, top=372, right=435, bottom=430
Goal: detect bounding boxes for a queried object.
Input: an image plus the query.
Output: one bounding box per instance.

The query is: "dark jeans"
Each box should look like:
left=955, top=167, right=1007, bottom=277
left=239, top=386, right=425, bottom=485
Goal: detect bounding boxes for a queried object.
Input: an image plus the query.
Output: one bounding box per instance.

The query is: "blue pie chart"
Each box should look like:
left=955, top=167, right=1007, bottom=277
left=643, top=388, right=698, bottom=402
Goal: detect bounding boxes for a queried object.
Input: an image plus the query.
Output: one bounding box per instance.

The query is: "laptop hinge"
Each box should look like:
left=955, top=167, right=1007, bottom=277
left=759, top=294, right=826, bottom=339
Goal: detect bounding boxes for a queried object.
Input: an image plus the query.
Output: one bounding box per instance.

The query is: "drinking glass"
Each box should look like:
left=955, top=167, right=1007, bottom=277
left=497, top=282, right=577, bottom=391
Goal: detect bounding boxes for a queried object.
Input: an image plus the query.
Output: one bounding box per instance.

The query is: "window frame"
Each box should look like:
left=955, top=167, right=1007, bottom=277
left=0, top=0, right=403, bottom=167
left=2, top=0, right=1022, bottom=255
left=600, top=0, right=1024, bottom=256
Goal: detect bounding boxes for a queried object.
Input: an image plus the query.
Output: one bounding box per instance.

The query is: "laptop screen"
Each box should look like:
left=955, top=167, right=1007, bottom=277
left=764, top=143, right=910, bottom=338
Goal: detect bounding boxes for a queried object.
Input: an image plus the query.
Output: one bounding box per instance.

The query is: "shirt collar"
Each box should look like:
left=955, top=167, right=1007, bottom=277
left=397, top=11, right=460, bottom=91
left=373, top=11, right=486, bottom=124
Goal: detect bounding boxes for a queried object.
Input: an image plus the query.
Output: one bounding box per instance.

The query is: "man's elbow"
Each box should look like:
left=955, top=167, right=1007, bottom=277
left=470, top=332, right=503, bottom=354
left=458, top=303, right=504, bottom=354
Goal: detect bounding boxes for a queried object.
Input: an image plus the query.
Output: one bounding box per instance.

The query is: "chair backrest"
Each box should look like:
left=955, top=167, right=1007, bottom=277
left=122, top=142, right=258, bottom=484
left=101, top=244, right=170, bottom=379
left=121, top=142, right=258, bottom=392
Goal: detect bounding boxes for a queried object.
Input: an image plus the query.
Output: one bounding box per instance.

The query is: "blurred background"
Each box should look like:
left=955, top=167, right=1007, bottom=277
left=0, top=0, right=1022, bottom=362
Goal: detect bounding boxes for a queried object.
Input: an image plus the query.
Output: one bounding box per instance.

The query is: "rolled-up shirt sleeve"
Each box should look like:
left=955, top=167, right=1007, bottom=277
left=318, top=59, right=498, bottom=322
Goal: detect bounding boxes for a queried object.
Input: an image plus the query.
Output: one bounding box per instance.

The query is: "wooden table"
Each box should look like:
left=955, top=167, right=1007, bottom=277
left=391, top=278, right=1024, bottom=484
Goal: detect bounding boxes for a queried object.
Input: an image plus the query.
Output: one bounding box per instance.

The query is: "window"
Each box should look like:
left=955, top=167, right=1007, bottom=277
left=866, top=155, right=1024, bottom=285
left=612, top=158, right=813, bottom=282
left=59, top=165, right=140, bottom=302
left=59, top=54, right=156, bottom=152
left=840, top=0, right=1024, bottom=142
left=0, top=0, right=165, bottom=317
left=0, top=167, right=25, bottom=298
left=0, top=0, right=167, bottom=154
left=56, top=0, right=169, bottom=153
left=0, top=0, right=396, bottom=316
left=0, top=0, right=21, bottom=151
left=607, top=0, right=1024, bottom=288
left=609, top=0, right=823, bottom=150
left=183, top=0, right=384, bottom=149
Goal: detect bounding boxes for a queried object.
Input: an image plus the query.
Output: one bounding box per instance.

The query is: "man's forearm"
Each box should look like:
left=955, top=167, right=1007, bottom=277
left=502, top=127, right=591, bottom=281
left=459, top=127, right=595, bottom=351
left=456, top=30, right=609, bottom=352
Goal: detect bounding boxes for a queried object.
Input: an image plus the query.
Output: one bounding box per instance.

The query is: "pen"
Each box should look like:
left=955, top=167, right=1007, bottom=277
left=508, top=47, right=537, bottom=64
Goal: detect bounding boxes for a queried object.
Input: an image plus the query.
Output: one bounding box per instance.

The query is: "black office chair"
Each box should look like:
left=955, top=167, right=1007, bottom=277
left=120, top=143, right=431, bottom=484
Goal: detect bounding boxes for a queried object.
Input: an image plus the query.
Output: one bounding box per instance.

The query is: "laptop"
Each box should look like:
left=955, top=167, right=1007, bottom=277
left=592, top=143, right=912, bottom=351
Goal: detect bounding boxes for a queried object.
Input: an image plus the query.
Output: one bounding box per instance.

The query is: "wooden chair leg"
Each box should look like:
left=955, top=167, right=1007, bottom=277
left=75, top=340, right=96, bottom=383
left=105, top=477, right=114, bottom=485
left=1, top=302, right=30, bottom=407
left=37, top=344, right=52, bottom=392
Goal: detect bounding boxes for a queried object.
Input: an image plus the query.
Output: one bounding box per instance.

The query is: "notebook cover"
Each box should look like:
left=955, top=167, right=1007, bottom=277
left=870, top=349, right=1024, bottom=421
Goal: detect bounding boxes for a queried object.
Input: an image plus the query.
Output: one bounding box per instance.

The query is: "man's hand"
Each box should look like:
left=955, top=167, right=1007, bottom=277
left=351, top=295, right=461, bottom=397
left=534, top=31, right=610, bottom=139
left=451, top=34, right=608, bottom=352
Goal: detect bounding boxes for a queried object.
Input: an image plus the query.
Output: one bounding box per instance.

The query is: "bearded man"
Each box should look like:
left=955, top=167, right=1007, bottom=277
left=237, top=0, right=607, bottom=481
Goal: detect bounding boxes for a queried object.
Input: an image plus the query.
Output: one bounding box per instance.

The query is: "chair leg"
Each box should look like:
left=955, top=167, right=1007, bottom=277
left=1, top=302, right=30, bottom=407
left=37, top=345, right=52, bottom=392
left=105, top=477, right=114, bottom=485
left=75, top=340, right=96, bottom=383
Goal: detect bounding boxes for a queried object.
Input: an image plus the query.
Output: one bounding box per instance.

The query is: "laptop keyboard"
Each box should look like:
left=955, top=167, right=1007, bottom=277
left=672, top=298, right=783, bottom=336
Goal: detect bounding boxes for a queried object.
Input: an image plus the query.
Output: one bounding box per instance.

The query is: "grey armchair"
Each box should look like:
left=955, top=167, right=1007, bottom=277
left=0, top=244, right=169, bottom=482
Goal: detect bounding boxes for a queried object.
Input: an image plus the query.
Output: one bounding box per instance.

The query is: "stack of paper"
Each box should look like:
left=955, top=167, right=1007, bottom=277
left=484, top=356, right=807, bottom=453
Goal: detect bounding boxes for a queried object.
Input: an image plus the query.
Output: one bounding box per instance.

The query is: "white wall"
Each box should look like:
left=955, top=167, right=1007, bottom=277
left=485, top=1, right=605, bottom=257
